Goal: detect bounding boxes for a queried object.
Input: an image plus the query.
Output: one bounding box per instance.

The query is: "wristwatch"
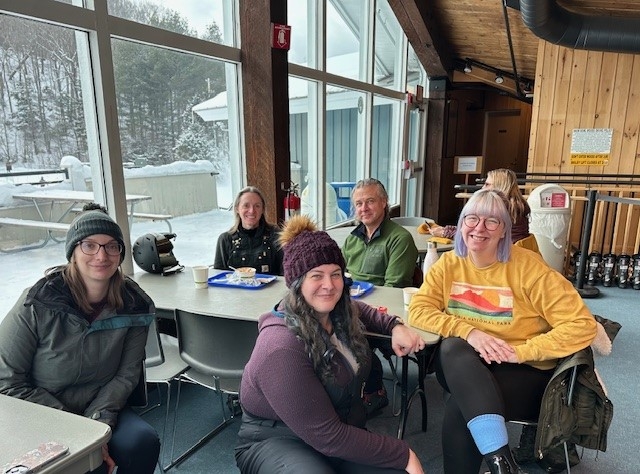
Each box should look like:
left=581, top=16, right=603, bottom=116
left=389, top=317, right=404, bottom=332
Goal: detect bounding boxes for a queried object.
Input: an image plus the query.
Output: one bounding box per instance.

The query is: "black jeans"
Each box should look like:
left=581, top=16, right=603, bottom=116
left=90, top=408, right=160, bottom=474
left=435, top=337, right=553, bottom=474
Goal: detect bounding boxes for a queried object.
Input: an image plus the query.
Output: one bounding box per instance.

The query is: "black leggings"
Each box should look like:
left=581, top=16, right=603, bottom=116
left=434, top=337, right=553, bottom=474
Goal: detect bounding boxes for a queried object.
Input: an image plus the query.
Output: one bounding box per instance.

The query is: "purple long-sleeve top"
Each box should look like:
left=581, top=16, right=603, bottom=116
left=239, top=300, right=410, bottom=470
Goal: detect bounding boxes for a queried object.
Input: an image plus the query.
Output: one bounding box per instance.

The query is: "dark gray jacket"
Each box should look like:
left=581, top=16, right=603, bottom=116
left=535, top=346, right=613, bottom=458
left=0, top=270, right=154, bottom=427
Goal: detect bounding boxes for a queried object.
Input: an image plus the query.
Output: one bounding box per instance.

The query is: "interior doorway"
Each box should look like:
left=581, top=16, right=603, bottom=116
left=483, top=110, right=526, bottom=173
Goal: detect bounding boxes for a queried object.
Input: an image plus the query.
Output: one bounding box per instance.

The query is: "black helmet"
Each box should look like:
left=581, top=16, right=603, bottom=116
left=133, top=233, right=182, bottom=274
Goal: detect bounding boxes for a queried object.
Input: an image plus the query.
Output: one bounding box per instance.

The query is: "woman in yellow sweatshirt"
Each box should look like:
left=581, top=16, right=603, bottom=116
left=408, top=189, right=596, bottom=474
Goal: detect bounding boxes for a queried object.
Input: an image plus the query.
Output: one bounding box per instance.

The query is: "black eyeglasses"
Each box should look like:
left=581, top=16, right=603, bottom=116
left=463, top=214, right=501, bottom=231
left=77, top=240, right=123, bottom=256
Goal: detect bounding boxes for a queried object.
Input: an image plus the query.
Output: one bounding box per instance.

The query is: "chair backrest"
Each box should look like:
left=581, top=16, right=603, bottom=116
left=145, top=317, right=165, bottom=368
left=514, top=233, right=541, bottom=256
left=174, top=309, right=259, bottom=380
left=391, top=216, right=435, bottom=227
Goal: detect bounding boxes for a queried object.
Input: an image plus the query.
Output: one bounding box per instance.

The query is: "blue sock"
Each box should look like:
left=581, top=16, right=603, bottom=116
left=467, top=413, right=508, bottom=455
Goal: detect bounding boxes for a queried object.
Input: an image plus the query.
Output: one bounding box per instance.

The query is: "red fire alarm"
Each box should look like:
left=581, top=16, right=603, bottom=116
left=271, top=23, right=291, bottom=50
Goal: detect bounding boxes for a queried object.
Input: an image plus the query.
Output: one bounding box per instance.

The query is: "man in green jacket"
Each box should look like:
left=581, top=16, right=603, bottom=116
left=342, top=178, right=418, bottom=288
left=342, top=178, right=419, bottom=415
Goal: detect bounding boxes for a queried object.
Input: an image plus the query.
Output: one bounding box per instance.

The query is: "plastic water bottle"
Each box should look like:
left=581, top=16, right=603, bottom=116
left=422, top=241, right=440, bottom=276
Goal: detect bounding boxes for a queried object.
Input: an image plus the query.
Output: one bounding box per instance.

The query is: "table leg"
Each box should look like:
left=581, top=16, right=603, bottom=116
left=25, top=198, right=54, bottom=246
left=396, top=356, right=410, bottom=439
left=396, top=350, right=429, bottom=439
left=49, top=201, right=78, bottom=243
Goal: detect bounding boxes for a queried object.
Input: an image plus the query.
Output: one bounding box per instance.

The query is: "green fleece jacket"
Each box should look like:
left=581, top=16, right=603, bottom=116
left=342, top=219, right=418, bottom=288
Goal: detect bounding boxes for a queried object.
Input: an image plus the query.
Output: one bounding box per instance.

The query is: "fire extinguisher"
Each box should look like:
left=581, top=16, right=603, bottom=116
left=283, top=183, right=300, bottom=221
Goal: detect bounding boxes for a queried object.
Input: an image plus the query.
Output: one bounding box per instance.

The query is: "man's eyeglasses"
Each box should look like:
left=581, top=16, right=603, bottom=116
left=77, top=240, right=123, bottom=256
left=463, top=214, right=501, bottom=231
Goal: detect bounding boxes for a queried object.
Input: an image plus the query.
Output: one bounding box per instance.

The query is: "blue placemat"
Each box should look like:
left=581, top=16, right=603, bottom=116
left=350, top=280, right=374, bottom=298
left=208, top=271, right=277, bottom=290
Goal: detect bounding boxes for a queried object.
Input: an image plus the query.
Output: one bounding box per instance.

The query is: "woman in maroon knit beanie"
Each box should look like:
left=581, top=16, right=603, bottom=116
left=235, top=215, right=426, bottom=474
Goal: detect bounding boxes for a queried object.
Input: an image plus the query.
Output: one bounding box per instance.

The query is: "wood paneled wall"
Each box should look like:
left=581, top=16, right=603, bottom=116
left=529, top=42, right=640, bottom=176
left=528, top=41, right=640, bottom=262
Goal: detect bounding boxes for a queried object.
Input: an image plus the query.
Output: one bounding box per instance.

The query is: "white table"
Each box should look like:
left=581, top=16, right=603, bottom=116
left=132, top=268, right=439, bottom=438
left=326, top=224, right=453, bottom=254
left=0, top=394, right=111, bottom=474
left=132, top=269, right=436, bottom=342
left=11, top=189, right=151, bottom=246
left=13, top=189, right=151, bottom=223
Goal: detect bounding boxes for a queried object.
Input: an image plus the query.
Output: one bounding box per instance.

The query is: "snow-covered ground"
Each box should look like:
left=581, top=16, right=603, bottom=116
left=1, top=209, right=235, bottom=321
left=1, top=159, right=239, bottom=319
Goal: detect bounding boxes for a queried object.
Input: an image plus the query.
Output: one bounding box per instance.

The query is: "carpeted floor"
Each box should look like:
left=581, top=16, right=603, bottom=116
left=142, top=284, right=636, bottom=473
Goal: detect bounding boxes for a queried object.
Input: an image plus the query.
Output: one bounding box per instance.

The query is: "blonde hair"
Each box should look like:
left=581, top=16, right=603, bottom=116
left=485, top=169, right=527, bottom=224
left=229, top=186, right=273, bottom=233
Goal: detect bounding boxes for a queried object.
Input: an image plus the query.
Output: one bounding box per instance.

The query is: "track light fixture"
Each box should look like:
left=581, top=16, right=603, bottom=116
left=463, top=61, right=472, bottom=73
left=494, top=74, right=504, bottom=85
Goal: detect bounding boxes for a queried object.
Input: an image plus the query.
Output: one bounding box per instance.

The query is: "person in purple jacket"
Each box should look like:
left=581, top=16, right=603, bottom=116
left=235, top=215, right=426, bottom=474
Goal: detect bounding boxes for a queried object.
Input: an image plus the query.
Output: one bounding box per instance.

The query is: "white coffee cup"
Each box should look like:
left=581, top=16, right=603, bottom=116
left=192, top=266, right=209, bottom=289
left=402, top=286, right=419, bottom=307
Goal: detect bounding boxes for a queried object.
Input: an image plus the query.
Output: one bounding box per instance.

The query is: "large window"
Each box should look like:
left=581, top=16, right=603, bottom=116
left=0, top=15, right=94, bottom=168
left=374, top=0, right=404, bottom=90
left=287, top=0, right=427, bottom=228
left=0, top=0, right=242, bottom=318
left=108, top=0, right=236, bottom=46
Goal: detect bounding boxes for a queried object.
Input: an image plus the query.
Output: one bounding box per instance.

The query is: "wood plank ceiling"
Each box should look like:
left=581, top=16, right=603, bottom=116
left=390, top=0, right=640, bottom=101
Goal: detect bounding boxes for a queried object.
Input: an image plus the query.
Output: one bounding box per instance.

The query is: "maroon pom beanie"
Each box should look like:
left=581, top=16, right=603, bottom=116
left=282, top=230, right=345, bottom=287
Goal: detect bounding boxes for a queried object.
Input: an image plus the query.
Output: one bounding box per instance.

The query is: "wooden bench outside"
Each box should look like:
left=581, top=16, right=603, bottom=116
left=0, top=217, right=70, bottom=232
left=0, top=217, right=70, bottom=253
left=130, top=212, right=173, bottom=232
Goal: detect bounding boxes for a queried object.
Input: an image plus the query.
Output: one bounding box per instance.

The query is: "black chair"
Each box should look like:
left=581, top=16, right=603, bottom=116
left=166, top=309, right=258, bottom=470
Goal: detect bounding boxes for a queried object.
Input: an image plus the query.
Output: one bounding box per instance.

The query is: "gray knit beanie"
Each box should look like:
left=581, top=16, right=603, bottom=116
left=65, top=209, right=125, bottom=262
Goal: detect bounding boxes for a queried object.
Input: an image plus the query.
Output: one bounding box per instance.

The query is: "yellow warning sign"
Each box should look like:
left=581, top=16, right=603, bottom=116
left=570, top=153, right=609, bottom=166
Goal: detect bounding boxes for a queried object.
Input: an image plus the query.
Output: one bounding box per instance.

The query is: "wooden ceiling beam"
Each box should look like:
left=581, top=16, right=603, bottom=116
left=452, top=69, right=521, bottom=97
left=388, top=0, right=451, bottom=78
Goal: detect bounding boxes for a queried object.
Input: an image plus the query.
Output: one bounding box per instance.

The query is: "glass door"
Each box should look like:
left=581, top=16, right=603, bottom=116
left=401, top=103, right=426, bottom=216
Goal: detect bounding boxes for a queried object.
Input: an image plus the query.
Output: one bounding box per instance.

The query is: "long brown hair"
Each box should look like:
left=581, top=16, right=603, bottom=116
left=47, top=262, right=125, bottom=315
left=281, top=277, right=370, bottom=384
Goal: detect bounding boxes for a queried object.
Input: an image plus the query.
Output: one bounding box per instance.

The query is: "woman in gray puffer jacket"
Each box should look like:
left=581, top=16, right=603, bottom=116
left=0, top=204, right=159, bottom=474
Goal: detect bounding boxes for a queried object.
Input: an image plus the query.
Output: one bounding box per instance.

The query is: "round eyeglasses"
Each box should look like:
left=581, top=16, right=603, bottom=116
left=463, top=214, right=501, bottom=231
left=77, top=240, right=123, bottom=256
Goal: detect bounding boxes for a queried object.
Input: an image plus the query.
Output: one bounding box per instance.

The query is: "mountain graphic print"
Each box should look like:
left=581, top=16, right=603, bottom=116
left=448, top=282, right=514, bottom=323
